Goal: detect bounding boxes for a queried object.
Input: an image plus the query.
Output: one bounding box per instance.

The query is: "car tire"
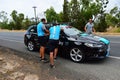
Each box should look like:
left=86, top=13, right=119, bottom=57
left=27, top=41, right=35, bottom=51
left=69, top=47, right=85, bottom=63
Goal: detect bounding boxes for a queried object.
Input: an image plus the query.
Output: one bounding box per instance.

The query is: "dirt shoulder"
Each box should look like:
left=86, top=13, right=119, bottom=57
left=0, top=46, right=89, bottom=80
left=0, top=29, right=26, bottom=32
left=0, top=46, right=71, bottom=80
left=0, top=46, right=50, bottom=80
left=95, top=32, right=120, bottom=36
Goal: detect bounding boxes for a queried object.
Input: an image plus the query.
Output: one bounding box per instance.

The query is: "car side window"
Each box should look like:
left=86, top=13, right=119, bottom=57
left=29, top=26, right=37, bottom=33
left=34, top=27, right=37, bottom=33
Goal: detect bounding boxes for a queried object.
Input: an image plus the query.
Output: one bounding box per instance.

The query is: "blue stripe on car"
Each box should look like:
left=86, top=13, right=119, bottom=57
left=99, top=38, right=109, bottom=44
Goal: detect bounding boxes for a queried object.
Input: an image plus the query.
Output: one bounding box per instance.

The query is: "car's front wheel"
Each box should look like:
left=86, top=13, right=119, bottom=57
left=27, top=41, right=35, bottom=51
left=70, top=48, right=85, bottom=63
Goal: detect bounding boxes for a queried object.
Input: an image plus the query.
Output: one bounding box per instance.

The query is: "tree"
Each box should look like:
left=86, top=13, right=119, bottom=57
left=22, top=17, right=32, bottom=29
left=8, top=20, right=15, bottom=30
left=10, top=10, right=24, bottom=30
left=0, top=11, right=8, bottom=29
left=95, top=13, right=108, bottom=32
left=105, top=6, right=120, bottom=27
left=63, top=0, right=70, bottom=22
left=0, top=11, right=8, bottom=22
left=45, top=7, right=58, bottom=22
left=95, top=0, right=109, bottom=32
left=70, top=0, right=80, bottom=22
left=57, top=12, right=63, bottom=22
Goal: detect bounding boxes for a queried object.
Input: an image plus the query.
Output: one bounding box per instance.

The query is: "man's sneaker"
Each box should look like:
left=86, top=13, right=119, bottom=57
left=41, top=58, right=49, bottom=63
left=50, top=64, right=55, bottom=68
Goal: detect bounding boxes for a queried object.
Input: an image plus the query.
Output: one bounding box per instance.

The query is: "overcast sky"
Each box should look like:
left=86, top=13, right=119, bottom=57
left=0, top=0, right=120, bottom=19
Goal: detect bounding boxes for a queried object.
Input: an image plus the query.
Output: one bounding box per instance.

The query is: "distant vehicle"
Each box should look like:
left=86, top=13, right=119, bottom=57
left=24, top=24, right=110, bottom=62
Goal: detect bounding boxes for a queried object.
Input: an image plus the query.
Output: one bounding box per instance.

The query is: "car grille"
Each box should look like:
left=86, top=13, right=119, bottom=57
left=85, top=44, right=109, bottom=57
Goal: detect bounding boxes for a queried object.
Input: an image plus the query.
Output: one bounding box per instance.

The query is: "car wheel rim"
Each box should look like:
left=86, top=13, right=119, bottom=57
left=28, top=41, right=34, bottom=51
left=70, top=48, right=83, bottom=62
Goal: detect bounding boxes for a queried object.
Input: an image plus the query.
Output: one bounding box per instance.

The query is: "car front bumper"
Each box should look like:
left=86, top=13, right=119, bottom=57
left=85, top=44, right=110, bottom=58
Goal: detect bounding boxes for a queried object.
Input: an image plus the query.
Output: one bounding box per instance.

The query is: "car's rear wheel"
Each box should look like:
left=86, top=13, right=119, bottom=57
left=70, top=48, right=85, bottom=63
left=27, top=41, right=35, bottom=51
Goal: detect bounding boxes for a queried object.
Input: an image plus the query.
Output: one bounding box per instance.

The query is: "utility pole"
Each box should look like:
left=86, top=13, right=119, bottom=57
left=32, top=6, right=37, bottom=25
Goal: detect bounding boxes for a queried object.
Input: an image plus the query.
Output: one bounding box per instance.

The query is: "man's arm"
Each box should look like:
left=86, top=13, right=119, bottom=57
left=42, top=25, right=49, bottom=35
left=92, top=27, right=95, bottom=33
left=45, top=29, right=49, bottom=33
left=84, top=25, right=87, bottom=32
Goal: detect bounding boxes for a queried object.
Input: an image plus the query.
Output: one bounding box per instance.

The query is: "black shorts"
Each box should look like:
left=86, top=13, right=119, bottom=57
left=38, top=36, right=48, bottom=47
left=48, top=39, right=59, bottom=52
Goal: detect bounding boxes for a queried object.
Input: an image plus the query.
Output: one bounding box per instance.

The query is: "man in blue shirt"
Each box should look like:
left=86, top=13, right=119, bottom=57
left=37, top=18, right=49, bottom=63
left=48, top=23, right=62, bottom=68
left=84, top=19, right=95, bottom=34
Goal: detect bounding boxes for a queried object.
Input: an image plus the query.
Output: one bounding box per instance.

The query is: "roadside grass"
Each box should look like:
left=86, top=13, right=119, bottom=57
left=0, top=29, right=26, bottom=32
left=95, top=27, right=120, bottom=36
left=107, top=27, right=120, bottom=33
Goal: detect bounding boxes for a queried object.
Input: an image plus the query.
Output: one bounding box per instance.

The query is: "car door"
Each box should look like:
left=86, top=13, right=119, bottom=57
left=29, top=26, right=39, bottom=45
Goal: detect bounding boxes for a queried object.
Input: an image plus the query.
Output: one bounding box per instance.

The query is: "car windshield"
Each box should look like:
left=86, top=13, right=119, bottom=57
left=60, top=25, right=82, bottom=36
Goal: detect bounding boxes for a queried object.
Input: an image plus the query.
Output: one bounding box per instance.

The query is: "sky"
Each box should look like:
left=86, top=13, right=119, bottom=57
left=0, top=0, right=120, bottom=19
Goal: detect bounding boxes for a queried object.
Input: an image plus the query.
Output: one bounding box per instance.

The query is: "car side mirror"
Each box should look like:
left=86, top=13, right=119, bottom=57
left=30, top=29, right=34, bottom=32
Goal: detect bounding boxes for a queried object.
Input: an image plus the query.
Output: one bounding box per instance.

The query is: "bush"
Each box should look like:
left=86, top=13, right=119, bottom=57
left=107, top=27, right=120, bottom=33
left=116, top=28, right=120, bottom=32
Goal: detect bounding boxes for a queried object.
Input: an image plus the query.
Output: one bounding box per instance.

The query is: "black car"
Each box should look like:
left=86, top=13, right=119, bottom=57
left=24, top=24, right=110, bottom=62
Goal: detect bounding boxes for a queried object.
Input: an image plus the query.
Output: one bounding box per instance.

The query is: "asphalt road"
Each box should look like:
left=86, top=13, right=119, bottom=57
left=0, top=31, right=120, bottom=80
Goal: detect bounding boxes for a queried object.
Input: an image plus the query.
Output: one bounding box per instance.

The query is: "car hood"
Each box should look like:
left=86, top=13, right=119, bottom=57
left=68, top=33, right=110, bottom=44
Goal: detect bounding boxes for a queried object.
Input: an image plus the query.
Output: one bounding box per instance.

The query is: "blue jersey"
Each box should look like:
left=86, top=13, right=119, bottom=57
left=37, top=22, right=46, bottom=36
left=49, top=25, right=61, bottom=40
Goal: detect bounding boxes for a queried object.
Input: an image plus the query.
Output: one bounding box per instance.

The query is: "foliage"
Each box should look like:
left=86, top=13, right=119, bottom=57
left=8, top=21, right=15, bottom=30
left=105, top=6, right=120, bottom=27
left=45, top=7, right=58, bottom=22
left=107, top=27, right=120, bottom=33
left=0, top=10, right=37, bottom=30
left=10, top=10, right=24, bottom=30
left=22, top=17, right=32, bottom=29
left=57, top=12, right=63, bottom=22
left=69, top=0, right=80, bottom=29
left=0, top=11, right=9, bottom=29
left=95, top=14, right=108, bottom=32
left=0, top=11, right=8, bottom=23
left=63, top=0, right=70, bottom=22
left=45, top=6, right=65, bottom=23
left=116, top=28, right=120, bottom=32
left=0, top=22, right=9, bottom=29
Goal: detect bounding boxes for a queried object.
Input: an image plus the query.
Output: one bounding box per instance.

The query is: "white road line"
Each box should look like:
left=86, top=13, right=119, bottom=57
left=110, top=41, right=120, bottom=44
left=108, top=56, right=120, bottom=60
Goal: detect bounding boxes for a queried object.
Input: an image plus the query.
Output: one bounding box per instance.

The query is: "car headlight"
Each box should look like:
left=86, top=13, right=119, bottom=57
left=84, top=43, right=102, bottom=47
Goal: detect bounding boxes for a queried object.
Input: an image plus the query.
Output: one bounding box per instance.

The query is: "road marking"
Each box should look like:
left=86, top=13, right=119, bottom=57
left=109, top=56, right=120, bottom=60
left=110, top=41, right=120, bottom=44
